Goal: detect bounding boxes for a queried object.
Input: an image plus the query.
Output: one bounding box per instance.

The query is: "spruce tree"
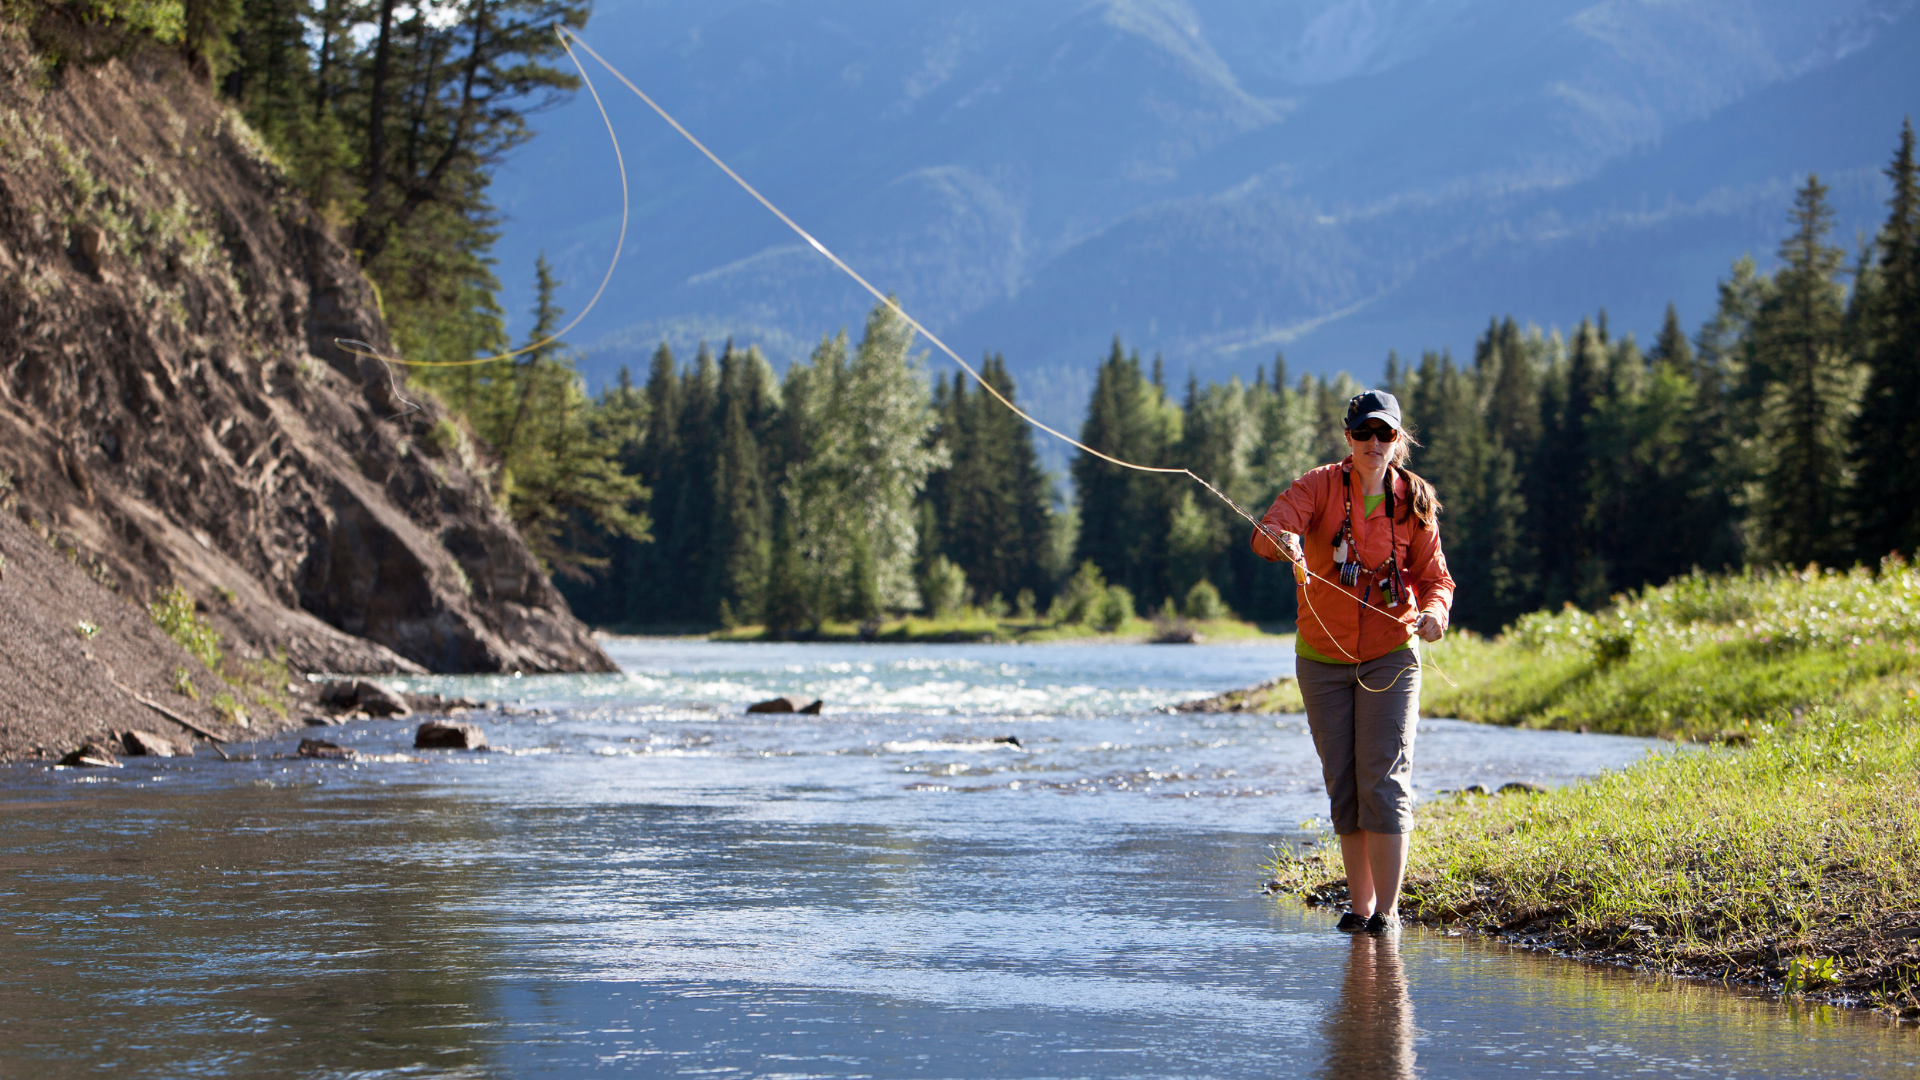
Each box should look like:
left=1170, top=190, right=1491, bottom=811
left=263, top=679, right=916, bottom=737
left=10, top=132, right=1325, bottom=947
left=934, top=356, right=1053, bottom=608
left=1072, top=339, right=1180, bottom=602
left=1853, top=119, right=1920, bottom=560
left=1407, top=351, right=1492, bottom=625
left=713, top=345, right=775, bottom=623
left=1747, top=174, right=1863, bottom=567
left=1534, top=320, right=1606, bottom=604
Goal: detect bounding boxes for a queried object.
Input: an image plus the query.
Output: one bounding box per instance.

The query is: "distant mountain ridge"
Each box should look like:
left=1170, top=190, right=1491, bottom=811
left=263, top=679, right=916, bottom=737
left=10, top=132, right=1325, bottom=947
left=492, top=0, right=1920, bottom=451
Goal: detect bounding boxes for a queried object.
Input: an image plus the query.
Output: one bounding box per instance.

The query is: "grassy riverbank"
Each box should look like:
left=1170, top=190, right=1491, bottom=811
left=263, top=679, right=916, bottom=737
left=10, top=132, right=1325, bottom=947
left=1273, top=560, right=1920, bottom=1018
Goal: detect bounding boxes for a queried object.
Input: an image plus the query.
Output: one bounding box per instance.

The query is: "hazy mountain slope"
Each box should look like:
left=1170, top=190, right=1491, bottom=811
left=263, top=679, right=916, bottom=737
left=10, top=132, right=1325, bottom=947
left=491, top=0, right=1918, bottom=443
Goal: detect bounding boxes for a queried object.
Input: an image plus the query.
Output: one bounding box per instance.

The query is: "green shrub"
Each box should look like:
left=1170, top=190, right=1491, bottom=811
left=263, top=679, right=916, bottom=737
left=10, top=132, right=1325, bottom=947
left=1182, top=579, right=1228, bottom=621
left=922, top=555, right=968, bottom=618
left=1094, top=584, right=1134, bottom=632
left=148, top=583, right=221, bottom=670
left=1049, top=560, right=1108, bottom=624
left=1014, top=588, right=1037, bottom=622
left=211, top=691, right=248, bottom=728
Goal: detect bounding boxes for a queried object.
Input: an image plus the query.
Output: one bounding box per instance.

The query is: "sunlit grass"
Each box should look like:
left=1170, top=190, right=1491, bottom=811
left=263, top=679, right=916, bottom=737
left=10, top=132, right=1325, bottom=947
left=1272, top=558, right=1920, bottom=1012
left=1272, top=694, right=1920, bottom=994
left=1423, top=557, right=1920, bottom=741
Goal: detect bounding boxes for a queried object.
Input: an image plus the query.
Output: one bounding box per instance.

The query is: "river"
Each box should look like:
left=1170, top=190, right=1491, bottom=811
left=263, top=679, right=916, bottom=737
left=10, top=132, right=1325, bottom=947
left=1, top=640, right=1913, bottom=1077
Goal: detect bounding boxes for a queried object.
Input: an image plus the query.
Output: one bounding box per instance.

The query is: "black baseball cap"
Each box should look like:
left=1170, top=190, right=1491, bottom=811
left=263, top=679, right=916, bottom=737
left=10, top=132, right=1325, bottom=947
left=1345, top=390, right=1402, bottom=431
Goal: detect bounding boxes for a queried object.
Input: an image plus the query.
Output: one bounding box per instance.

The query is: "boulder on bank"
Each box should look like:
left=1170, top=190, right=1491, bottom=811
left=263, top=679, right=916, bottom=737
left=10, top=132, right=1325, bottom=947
left=120, top=730, right=179, bottom=757
left=321, top=680, right=411, bottom=718
left=58, top=742, right=120, bottom=768
left=415, top=721, right=487, bottom=750
left=1498, top=781, right=1546, bottom=795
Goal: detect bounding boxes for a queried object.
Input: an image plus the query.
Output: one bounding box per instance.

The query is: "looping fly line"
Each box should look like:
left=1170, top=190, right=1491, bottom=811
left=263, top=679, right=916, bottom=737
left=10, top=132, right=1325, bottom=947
left=346, top=27, right=1449, bottom=683
left=334, top=27, right=628, bottom=377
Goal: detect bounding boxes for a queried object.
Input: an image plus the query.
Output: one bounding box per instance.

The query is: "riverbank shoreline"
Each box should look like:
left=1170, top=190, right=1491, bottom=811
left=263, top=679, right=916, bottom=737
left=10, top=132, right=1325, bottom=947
left=1268, top=781, right=1920, bottom=1021
left=594, top=619, right=1294, bottom=646
left=1262, top=563, right=1920, bottom=1021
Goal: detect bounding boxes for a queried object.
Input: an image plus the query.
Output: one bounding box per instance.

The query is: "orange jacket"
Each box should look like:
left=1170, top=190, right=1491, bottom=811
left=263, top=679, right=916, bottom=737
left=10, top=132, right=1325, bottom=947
left=1250, top=458, right=1455, bottom=663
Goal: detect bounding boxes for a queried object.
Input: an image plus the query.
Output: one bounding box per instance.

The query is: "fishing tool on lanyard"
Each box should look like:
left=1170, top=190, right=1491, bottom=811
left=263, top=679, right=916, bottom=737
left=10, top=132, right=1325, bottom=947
left=1285, top=462, right=1428, bottom=693
left=1341, top=467, right=1408, bottom=611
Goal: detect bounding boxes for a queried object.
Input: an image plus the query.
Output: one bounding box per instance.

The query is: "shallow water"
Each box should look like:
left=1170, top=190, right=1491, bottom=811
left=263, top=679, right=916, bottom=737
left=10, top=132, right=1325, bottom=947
left=2, top=641, right=1913, bottom=1078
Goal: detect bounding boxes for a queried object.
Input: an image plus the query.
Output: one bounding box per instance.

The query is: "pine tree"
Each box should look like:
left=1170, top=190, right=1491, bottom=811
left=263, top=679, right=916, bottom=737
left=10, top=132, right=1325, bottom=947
left=1747, top=174, right=1863, bottom=567
left=1072, top=339, right=1180, bottom=602
left=1854, top=119, right=1920, bottom=560
left=1469, top=317, right=1541, bottom=622
left=712, top=345, right=777, bottom=622
left=667, top=345, right=722, bottom=620
left=1534, top=319, right=1607, bottom=604
left=1483, top=317, right=1541, bottom=457
left=782, top=302, right=944, bottom=625
left=932, top=356, right=1053, bottom=608
left=475, top=257, right=649, bottom=580
left=1407, top=351, right=1492, bottom=625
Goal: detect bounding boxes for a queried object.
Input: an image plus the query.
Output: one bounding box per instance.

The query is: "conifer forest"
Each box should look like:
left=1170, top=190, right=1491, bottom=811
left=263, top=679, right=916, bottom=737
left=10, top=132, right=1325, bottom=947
left=128, top=0, right=1920, bottom=636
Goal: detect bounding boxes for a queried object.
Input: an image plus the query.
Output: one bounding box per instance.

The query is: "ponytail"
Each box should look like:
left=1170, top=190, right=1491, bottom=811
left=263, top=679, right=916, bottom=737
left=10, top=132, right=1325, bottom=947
left=1386, top=428, right=1442, bottom=531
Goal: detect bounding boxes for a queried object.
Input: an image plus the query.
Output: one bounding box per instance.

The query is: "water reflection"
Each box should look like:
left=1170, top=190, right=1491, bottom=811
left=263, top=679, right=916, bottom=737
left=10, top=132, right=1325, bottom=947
left=1323, top=934, right=1417, bottom=1080
left=3, top=643, right=1915, bottom=1077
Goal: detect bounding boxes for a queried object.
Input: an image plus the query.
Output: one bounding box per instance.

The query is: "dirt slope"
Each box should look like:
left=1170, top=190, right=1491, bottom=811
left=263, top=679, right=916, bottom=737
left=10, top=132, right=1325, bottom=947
left=0, top=23, right=614, bottom=703
left=0, top=506, right=246, bottom=761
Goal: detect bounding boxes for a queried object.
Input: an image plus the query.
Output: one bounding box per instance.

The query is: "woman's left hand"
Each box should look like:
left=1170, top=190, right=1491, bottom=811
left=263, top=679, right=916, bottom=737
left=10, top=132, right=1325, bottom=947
left=1412, top=613, right=1444, bottom=642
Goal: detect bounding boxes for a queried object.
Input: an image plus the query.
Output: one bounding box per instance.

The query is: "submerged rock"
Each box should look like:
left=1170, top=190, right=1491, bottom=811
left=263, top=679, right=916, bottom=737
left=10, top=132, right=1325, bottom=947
left=297, top=738, right=355, bottom=760
left=415, top=721, right=487, bottom=750
left=321, top=680, right=411, bottom=718
left=748, top=697, right=799, bottom=713
left=403, top=692, right=483, bottom=715
left=120, top=730, right=178, bottom=757
left=58, top=742, right=120, bottom=768
left=798, top=699, right=824, bottom=715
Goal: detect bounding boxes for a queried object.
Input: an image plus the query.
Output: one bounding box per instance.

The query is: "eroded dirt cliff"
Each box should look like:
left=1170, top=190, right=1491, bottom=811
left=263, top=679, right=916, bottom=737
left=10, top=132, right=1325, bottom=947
left=0, top=25, right=614, bottom=701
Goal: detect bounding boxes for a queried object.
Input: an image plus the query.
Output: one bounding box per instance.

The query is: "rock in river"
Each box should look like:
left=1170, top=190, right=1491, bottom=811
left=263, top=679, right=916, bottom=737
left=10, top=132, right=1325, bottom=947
left=415, top=721, right=487, bottom=750
left=747, top=697, right=824, bottom=714
left=120, top=730, right=179, bottom=757
left=58, top=742, right=120, bottom=767
left=321, top=680, right=412, bottom=718
left=297, top=738, right=355, bottom=760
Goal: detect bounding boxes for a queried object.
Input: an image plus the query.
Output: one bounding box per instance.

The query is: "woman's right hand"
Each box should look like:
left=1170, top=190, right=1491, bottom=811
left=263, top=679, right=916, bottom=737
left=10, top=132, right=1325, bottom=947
left=1258, top=530, right=1304, bottom=570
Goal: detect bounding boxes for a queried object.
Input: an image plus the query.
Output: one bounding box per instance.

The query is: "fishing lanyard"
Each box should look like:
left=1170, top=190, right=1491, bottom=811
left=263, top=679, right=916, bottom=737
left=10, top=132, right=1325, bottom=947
left=1296, top=466, right=1420, bottom=692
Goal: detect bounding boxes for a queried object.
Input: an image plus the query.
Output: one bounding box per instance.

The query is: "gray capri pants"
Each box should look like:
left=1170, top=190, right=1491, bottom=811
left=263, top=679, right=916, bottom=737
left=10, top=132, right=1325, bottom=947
left=1296, top=649, right=1421, bottom=835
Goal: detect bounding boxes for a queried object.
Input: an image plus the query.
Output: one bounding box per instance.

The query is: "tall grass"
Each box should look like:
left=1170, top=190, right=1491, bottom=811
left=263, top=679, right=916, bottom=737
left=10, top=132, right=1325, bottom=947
left=1274, top=558, right=1920, bottom=1011
left=1423, top=557, right=1920, bottom=740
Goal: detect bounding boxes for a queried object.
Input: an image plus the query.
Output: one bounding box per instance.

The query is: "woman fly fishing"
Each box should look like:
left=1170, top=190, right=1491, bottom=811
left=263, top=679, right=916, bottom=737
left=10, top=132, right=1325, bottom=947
left=1251, top=389, right=1454, bottom=934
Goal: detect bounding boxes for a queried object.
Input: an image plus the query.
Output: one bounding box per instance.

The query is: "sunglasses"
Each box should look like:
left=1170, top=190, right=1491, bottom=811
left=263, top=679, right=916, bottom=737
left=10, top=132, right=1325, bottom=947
left=1348, top=424, right=1398, bottom=443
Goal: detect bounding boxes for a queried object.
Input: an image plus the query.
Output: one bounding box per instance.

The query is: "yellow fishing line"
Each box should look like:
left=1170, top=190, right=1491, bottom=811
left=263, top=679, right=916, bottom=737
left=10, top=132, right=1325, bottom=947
left=561, top=28, right=1454, bottom=685
left=335, top=28, right=628, bottom=370
left=359, top=27, right=1456, bottom=686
